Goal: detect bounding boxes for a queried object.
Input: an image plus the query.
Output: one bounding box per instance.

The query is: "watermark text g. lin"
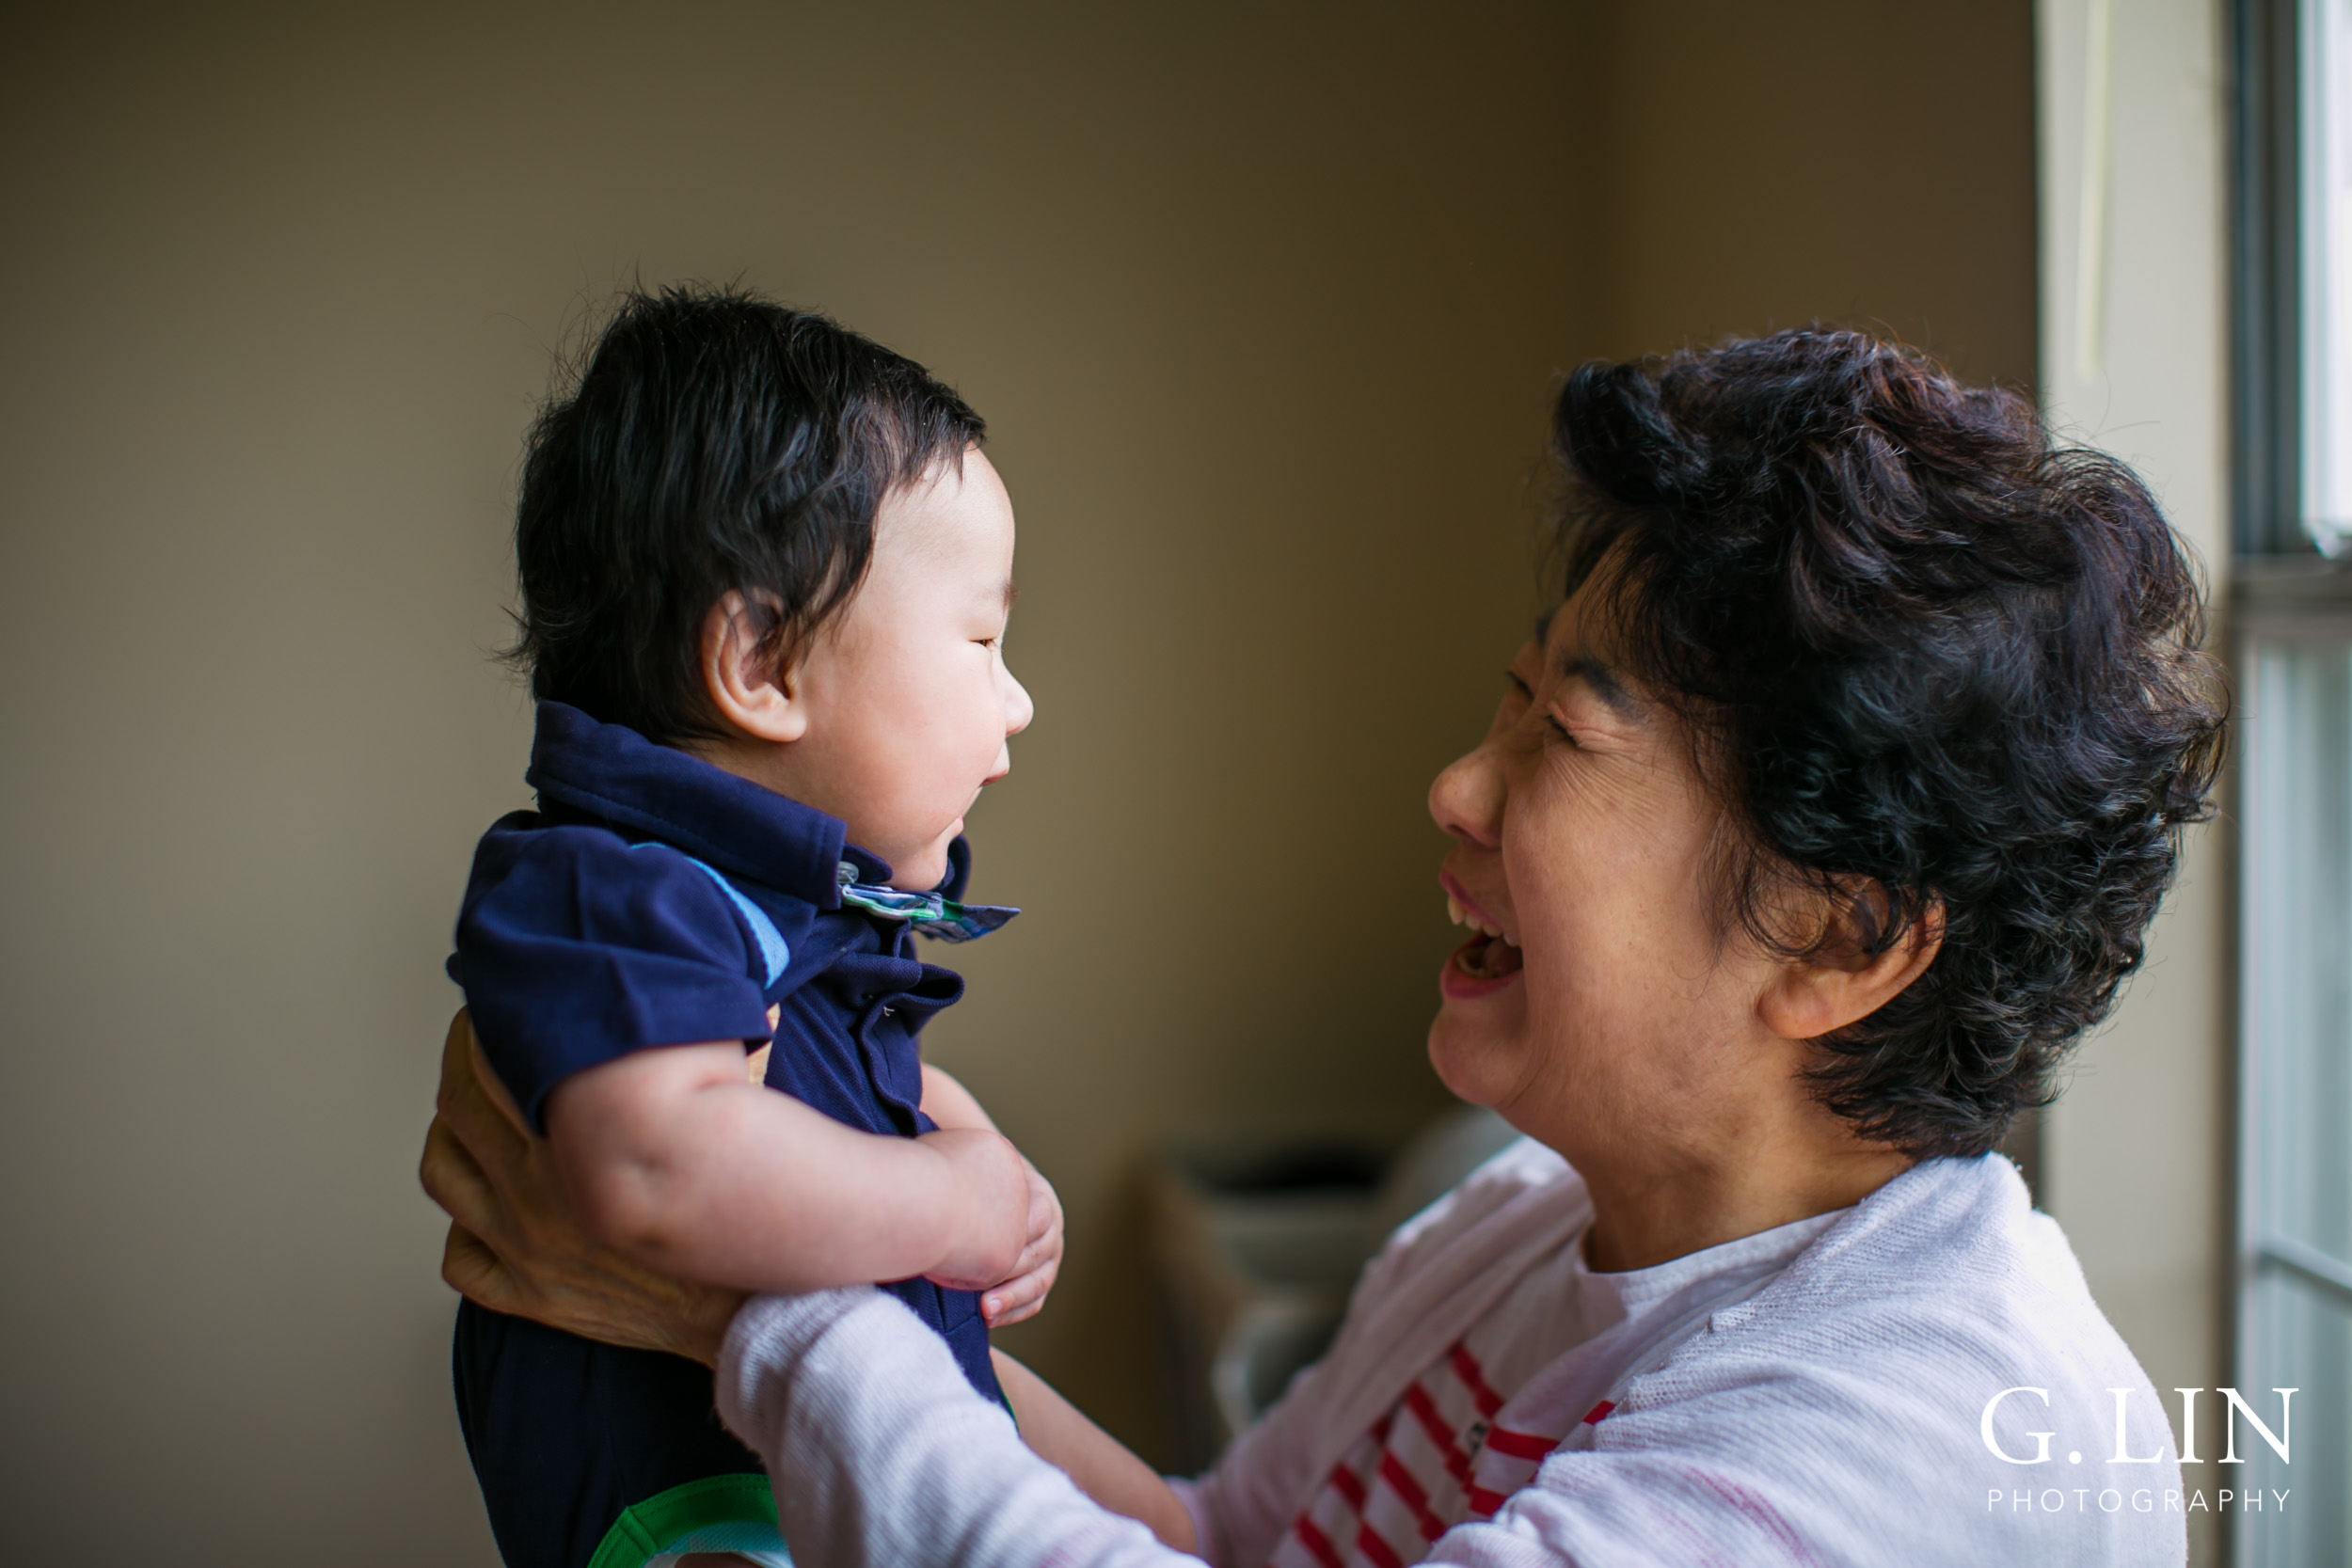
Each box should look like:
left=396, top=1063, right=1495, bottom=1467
left=1980, top=1385, right=2295, bottom=1465
left=1980, top=1386, right=2296, bottom=1516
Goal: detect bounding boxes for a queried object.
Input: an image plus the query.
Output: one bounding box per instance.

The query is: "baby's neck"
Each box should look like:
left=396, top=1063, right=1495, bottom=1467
left=676, top=731, right=935, bottom=893
left=679, top=731, right=805, bottom=804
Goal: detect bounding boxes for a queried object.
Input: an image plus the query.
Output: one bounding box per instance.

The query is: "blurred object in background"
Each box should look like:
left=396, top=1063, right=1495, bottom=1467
left=1150, top=1104, right=1518, bottom=1470
left=1372, top=1103, right=1527, bottom=1240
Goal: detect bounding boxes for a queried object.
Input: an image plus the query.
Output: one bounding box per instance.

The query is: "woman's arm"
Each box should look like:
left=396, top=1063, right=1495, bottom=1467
left=717, top=1289, right=1605, bottom=1568
left=719, top=1289, right=1202, bottom=1568
left=992, top=1351, right=1194, bottom=1552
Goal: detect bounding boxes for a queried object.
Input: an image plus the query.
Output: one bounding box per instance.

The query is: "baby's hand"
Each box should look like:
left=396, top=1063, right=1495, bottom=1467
left=980, top=1158, right=1062, bottom=1328
left=919, top=1129, right=1035, bottom=1292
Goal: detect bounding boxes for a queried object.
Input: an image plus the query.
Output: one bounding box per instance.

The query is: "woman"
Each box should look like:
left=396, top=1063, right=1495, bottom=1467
left=423, top=329, right=2223, bottom=1567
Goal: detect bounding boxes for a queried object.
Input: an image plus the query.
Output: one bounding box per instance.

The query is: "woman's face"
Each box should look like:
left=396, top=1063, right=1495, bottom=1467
left=1426, top=584, right=1788, bottom=1172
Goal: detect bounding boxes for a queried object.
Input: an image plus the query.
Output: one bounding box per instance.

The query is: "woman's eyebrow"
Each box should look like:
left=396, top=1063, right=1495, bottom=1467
left=1555, top=651, right=1640, bottom=718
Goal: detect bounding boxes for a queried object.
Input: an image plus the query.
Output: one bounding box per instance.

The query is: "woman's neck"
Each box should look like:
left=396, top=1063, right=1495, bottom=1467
left=1573, top=1122, right=1914, bottom=1275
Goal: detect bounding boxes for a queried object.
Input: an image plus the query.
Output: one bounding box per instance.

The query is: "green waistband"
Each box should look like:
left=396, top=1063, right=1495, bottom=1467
left=585, top=1473, right=779, bottom=1568
left=583, top=1386, right=1013, bottom=1566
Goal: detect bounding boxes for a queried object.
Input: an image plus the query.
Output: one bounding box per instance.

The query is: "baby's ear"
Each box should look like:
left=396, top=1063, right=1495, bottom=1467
left=700, top=591, right=805, bottom=742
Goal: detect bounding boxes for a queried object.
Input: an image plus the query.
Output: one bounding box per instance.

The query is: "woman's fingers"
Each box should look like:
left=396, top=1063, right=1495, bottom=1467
left=421, top=1115, right=511, bottom=1251
left=424, top=1010, right=575, bottom=1261
left=435, top=1011, right=531, bottom=1162
left=418, top=1112, right=482, bottom=1213
left=421, top=1011, right=572, bottom=1313
left=417, top=1009, right=748, bottom=1367
left=441, top=1222, right=525, bottom=1315
left=469, top=1027, right=532, bottom=1133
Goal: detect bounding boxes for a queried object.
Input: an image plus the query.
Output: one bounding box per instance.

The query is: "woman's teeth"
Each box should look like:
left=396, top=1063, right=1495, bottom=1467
left=1445, top=894, right=1512, bottom=943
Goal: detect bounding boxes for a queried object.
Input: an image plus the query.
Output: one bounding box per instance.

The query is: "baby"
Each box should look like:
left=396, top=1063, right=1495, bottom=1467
left=446, top=286, right=1056, bottom=1568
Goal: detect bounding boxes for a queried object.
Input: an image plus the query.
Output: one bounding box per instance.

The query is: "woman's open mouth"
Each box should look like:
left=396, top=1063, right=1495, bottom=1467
left=1452, top=928, right=1525, bottom=981
left=1441, top=881, right=1524, bottom=992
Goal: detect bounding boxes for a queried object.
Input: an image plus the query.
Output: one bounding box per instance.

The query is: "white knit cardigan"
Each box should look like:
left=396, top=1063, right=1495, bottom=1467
left=717, top=1145, right=2186, bottom=1568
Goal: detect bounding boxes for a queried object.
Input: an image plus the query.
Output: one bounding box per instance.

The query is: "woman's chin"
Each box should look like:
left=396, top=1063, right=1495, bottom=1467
left=1427, top=942, right=1529, bottom=1104
left=1425, top=1023, right=1517, bottom=1108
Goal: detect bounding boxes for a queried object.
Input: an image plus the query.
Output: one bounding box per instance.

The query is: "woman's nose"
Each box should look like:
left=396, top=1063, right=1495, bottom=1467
left=1428, top=743, right=1504, bottom=847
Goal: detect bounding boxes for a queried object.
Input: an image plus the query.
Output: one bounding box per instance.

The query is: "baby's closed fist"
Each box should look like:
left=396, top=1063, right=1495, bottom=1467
left=981, top=1160, right=1063, bottom=1328
left=918, top=1128, right=1035, bottom=1292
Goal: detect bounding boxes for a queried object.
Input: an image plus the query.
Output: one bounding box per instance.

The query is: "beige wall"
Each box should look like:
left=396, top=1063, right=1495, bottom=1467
left=1577, top=2, right=2041, bottom=387
left=2034, top=0, right=2233, bottom=1562
left=0, top=5, right=2059, bottom=1563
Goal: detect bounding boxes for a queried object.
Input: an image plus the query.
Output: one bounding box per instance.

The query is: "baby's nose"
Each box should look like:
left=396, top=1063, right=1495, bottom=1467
left=1004, top=669, right=1036, bottom=736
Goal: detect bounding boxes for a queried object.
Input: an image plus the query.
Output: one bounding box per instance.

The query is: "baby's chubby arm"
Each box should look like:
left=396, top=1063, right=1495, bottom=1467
left=544, top=1044, right=1033, bottom=1294
left=918, top=1061, right=998, bottom=1132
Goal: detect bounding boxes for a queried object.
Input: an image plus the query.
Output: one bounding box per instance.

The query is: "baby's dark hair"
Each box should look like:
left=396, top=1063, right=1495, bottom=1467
left=509, top=284, right=984, bottom=745
left=1549, top=328, right=2226, bottom=1160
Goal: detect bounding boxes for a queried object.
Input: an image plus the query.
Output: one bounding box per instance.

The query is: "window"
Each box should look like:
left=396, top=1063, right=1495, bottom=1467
left=2304, top=0, right=2352, bottom=551
left=2234, top=2, right=2352, bottom=1562
left=2238, top=639, right=2351, bottom=1561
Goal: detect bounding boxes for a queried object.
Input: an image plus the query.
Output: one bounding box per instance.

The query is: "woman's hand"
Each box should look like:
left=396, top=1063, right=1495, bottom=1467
left=418, top=1010, right=745, bottom=1367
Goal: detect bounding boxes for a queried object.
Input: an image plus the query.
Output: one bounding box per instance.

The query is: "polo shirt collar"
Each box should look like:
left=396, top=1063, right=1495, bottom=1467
left=525, top=702, right=849, bottom=906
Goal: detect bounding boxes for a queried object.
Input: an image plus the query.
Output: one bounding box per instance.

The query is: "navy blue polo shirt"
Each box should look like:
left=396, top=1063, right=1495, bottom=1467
left=447, top=701, right=1010, bottom=1568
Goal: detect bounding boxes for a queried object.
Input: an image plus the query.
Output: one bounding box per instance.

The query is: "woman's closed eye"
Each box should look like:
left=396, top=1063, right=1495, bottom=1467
left=1504, top=671, right=1578, bottom=745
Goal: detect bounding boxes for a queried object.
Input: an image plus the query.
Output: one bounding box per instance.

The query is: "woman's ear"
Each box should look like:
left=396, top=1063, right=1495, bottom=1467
left=699, top=592, right=807, bottom=743
left=1756, top=883, right=1944, bottom=1043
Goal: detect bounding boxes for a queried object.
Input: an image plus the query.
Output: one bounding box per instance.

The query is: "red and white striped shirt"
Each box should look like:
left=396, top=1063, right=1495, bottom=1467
left=1266, top=1213, right=1839, bottom=1568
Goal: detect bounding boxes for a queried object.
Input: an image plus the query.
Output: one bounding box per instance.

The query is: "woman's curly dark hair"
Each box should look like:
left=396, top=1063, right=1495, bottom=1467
left=1549, top=329, right=2227, bottom=1160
